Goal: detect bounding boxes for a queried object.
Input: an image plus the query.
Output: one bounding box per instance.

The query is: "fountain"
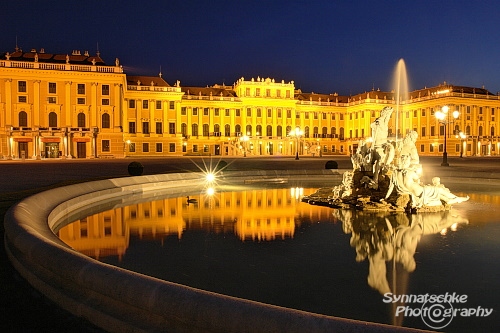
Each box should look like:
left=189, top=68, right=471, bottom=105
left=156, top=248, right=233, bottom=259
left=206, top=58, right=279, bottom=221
left=303, top=59, right=469, bottom=212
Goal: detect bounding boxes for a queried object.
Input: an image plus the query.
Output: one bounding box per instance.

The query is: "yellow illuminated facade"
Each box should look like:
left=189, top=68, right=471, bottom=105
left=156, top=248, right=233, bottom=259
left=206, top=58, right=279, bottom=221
left=2, top=48, right=499, bottom=159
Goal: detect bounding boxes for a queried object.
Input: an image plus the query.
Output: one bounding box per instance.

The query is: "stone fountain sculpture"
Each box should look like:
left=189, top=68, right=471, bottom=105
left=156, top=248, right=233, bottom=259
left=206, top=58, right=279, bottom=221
left=304, top=106, right=469, bottom=212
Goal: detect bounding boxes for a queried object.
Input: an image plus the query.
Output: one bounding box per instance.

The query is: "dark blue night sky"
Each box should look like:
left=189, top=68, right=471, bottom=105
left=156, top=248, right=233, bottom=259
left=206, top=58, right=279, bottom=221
left=2, top=0, right=500, bottom=95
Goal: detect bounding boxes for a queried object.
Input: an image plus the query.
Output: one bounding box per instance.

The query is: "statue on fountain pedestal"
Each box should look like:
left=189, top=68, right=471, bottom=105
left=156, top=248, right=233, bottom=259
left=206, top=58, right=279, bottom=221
left=304, top=105, right=469, bottom=212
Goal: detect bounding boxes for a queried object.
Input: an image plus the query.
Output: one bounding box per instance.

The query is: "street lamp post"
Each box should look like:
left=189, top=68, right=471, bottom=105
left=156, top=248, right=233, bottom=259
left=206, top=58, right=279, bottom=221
left=240, top=135, right=249, bottom=157
left=435, top=105, right=459, bottom=166
left=289, top=126, right=303, bottom=160
left=459, top=131, right=467, bottom=158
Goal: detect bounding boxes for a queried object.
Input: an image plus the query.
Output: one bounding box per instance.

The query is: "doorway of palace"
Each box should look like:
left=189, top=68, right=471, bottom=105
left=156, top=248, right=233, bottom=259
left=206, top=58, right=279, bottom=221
left=77, top=142, right=86, bottom=158
left=18, top=142, right=28, bottom=159
left=44, top=143, right=59, bottom=158
left=268, top=142, right=274, bottom=155
left=214, top=145, right=221, bottom=156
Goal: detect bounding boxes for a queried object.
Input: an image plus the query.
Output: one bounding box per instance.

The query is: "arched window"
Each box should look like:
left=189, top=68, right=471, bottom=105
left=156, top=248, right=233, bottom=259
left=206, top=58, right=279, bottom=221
left=286, top=126, right=291, bottom=135
left=322, top=127, right=328, bottom=137
left=101, top=113, right=110, bottom=128
left=224, top=124, right=230, bottom=136
left=49, top=112, right=57, bottom=127
left=203, top=124, right=209, bottom=136
left=266, top=125, right=272, bottom=137
left=235, top=124, right=241, bottom=135
left=19, top=111, right=28, bottom=127
left=466, top=125, right=471, bottom=135
left=339, top=127, right=345, bottom=140
left=277, top=125, right=282, bottom=137
left=77, top=112, right=86, bottom=127
left=331, top=127, right=336, bottom=136
left=478, top=126, right=483, bottom=136
left=491, top=126, right=495, bottom=136
left=192, top=123, right=198, bottom=136
left=181, top=123, right=187, bottom=137
left=256, top=125, right=262, bottom=136
left=304, top=126, right=310, bottom=138
left=214, top=124, right=220, bottom=134
left=313, top=126, right=319, bottom=135
left=246, top=125, right=252, bottom=136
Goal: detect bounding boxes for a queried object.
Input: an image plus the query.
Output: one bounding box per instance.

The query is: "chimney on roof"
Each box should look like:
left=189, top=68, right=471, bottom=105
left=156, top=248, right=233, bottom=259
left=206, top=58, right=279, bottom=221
left=40, top=48, right=45, bottom=53
left=30, top=48, right=36, bottom=53
left=84, top=50, right=89, bottom=57
left=72, top=50, right=81, bottom=55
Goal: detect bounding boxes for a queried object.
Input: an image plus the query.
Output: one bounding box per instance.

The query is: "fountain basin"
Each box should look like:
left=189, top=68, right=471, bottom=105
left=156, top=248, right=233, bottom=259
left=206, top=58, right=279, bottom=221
left=5, top=170, right=441, bottom=333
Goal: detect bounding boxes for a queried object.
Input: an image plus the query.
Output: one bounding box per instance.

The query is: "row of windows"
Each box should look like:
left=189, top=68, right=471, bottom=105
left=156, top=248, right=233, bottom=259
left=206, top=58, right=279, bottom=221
left=17, top=81, right=110, bottom=95
left=17, top=111, right=111, bottom=128
left=17, top=95, right=110, bottom=105
left=128, top=99, right=175, bottom=109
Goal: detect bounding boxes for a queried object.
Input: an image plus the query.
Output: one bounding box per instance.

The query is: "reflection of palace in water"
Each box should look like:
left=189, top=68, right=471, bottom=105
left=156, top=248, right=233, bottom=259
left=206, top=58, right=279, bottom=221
left=58, top=188, right=333, bottom=260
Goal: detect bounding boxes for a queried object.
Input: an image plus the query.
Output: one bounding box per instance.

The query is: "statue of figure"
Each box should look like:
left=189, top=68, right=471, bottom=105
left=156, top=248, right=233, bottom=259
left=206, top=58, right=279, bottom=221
left=387, top=154, right=469, bottom=208
left=115, top=58, right=120, bottom=66
left=369, top=107, right=395, bottom=188
left=398, top=130, right=419, bottom=167
left=66, top=54, right=70, bottom=64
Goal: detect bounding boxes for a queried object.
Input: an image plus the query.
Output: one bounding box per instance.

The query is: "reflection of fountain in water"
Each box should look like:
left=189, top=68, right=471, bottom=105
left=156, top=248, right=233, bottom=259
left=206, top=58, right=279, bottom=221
left=337, top=209, right=468, bottom=326
left=393, top=59, right=409, bottom=141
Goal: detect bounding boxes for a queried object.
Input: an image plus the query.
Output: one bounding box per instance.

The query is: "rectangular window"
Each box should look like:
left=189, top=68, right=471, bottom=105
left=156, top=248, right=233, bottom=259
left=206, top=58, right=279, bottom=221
left=156, top=100, right=162, bottom=109
left=214, top=108, right=220, bottom=116
left=102, top=84, right=110, bottom=95
left=77, top=84, right=85, bottom=94
left=277, top=90, right=281, bottom=98
left=430, top=126, right=435, bottom=136
left=142, top=100, right=148, bottom=109
left=286, top=90, right=290, bottom=98
left=420, top=144, right=425, bottom=152
left=156, top=122, right=162, bottom=134
left=102, top=99, right=109, bottom=105
left=48, top=97, right=56, bottom=104
left=305, top=113, right=309, bottom=119
left=129, top=122, right=136, bottom=133
left=142, top=143, right=149, bottom=152
left=193, top=145, right=198, bottom=153
left=245, top=88, right=250, bottom=96
left=236, top=109, right=241, bottom=117
left=77, top=98, right=85, bottom=104
left=102, top=140, right=110, bottom=152
left=169, top=101, right=175, bottom=109
left=277, top=109, right=282, bottom=118
left=142, top=122, right=149, bottom=134
left=181, top=107, right=187, bottom=115
left=49, top=82, right=56, bottom=94
left=256, top=88, right=260, bottom=96
left=156, top=143, right=163, bottom=152
left=225, top=109, right=230, bottom=117
left=18, top=81, right=27, bottom=92
left=421, top=127, right=426, bottom=137
left=129, top=99, right=135, bottom=108
left=204, top=108, right=209, bottom=116
left=267, top=109, right=272, bottom=117
left=129, top=143, right=135, bottom=152
left=18, top=96, right=27, bottom=103
left=193, top=107, right=198, bottom=115
left=287, top=110, right=292, bottom=118
left=266, top=89, right=270, bottom=97
left=169, top=122, right=175, bottom=134
left=247, top=108, right=251, bottom=117
left=257, top=109, right=262, bottom=117
left=169, top=143, right=176, bottom=152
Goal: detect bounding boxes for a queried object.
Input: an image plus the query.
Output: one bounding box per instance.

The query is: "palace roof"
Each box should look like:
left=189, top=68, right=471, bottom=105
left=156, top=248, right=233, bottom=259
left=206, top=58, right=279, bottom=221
left=127, top=75, right=171, bottom=87
left=0, top=48, right=108, bottom=65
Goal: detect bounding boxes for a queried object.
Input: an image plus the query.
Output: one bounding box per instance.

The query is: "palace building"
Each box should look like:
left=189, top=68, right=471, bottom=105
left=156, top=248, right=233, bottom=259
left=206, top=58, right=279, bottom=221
left=1, top=48, right=499, bottom=160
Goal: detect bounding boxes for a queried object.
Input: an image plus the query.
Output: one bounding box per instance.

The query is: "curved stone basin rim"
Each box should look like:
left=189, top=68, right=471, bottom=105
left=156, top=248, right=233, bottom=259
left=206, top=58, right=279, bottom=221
left=4, top=170, right=432, bottom=333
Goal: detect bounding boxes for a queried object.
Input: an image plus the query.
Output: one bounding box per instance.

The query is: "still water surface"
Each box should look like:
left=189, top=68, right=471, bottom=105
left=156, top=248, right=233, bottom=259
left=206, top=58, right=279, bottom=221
left=57, top=185, right=499, bottom=332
